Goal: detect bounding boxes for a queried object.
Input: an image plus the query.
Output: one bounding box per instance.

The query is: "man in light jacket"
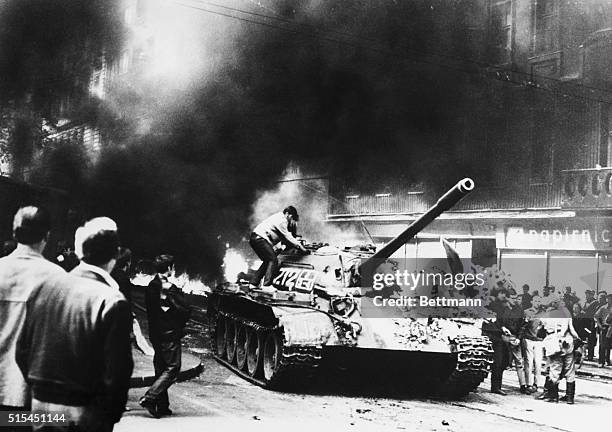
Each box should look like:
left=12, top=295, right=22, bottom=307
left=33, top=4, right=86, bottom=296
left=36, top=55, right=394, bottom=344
left=0, top=207, right=63, bottom=411
left=16, top=217, right=133, bottom=431
left=249, top=206, right=307, bottom=288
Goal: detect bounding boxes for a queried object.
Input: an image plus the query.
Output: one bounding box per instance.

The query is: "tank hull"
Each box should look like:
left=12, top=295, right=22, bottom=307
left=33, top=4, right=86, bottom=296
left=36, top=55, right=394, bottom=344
left=208, top=291, right=493, bottom=397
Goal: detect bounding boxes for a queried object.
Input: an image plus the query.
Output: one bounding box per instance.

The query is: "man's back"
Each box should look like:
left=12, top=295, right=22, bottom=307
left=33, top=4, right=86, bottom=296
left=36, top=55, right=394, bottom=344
left=16, top=271, right=133, bottom=424
left=0, top=250, right=63, bottom=407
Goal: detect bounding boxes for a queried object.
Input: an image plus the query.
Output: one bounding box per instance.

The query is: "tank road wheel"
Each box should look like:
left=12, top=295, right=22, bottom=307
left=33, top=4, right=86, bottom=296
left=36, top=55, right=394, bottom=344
left=235, top=323, right=248, bottom=371
left=215, top=315, right=226, bottom=359
left=246, top=328, right=263, bottom=377
left=225, top=319, right=237, bottom=364
left=263, top=331, right=283, bottom=386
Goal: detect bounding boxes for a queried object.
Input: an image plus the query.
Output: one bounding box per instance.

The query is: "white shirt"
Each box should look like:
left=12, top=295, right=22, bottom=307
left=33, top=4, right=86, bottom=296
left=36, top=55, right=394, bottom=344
left=253, top=212, right=300, bottom=248
left=73, top=262, right=120, bottom=292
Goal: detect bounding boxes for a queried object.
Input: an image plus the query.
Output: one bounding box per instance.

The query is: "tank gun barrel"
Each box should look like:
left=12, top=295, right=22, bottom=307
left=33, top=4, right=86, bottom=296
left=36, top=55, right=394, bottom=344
left=359, top=178, right=475, bottom=274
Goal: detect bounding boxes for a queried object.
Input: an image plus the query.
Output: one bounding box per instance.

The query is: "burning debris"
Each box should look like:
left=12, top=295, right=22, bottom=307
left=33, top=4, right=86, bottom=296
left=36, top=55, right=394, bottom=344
left=131, top=271, right=210, bottom=296
left=222, top=248, right=249, bottom=284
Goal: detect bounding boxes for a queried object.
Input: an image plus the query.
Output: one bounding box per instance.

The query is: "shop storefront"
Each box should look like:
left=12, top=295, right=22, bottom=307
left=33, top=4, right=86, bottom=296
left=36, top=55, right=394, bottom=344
left=498, top=219, right=612, bottom=301
left=364, top=218, right=498, bottom=271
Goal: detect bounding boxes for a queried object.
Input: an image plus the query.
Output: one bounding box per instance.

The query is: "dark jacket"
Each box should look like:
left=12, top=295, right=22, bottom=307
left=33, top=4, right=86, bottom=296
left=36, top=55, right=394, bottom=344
left=111, top=268, right=133, bottom=306
left=482, top=299, right=507, bottom=341
left=584, top=299, right=600, bottom=319
left=15, top=272, right=133, bottom=424
left=500, top=302, right=525, bottom=336
left=521, top=317, right=543, bottom=341
left=145, top=275, right=191, bottom=344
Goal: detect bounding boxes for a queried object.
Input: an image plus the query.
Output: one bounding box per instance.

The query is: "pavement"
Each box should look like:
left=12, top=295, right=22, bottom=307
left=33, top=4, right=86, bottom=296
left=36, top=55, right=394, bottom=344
left=574, top=359, right=612, bottom=381
left=116, top=347, right=612, bottom=432
left=118, top=291, right=612, bottom=432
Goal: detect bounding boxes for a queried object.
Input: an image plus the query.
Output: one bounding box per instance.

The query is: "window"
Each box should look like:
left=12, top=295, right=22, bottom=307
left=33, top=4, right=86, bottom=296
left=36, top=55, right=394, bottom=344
left=490, top=0, right=513, bottom=63
left=533, top=0, right=559, bottom=54
left=531, top=106, right=554, bottom=181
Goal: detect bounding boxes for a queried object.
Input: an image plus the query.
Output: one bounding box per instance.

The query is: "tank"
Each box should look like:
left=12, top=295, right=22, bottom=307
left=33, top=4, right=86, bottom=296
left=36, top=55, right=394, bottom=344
left=208, top=178, right=493, bottom=398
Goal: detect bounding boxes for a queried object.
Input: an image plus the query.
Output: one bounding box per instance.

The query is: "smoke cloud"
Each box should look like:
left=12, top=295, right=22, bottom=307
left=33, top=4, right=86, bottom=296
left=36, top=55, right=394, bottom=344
left=250, top=167, right=364, bottom=247
left=2, top=0, right=501, bottom=277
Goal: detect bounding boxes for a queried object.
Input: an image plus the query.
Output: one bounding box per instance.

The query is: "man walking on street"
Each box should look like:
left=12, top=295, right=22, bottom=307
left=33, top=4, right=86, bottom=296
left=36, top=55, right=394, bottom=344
left=16, top=216, right=133, bottom=431
left=249, top=206, right=307, bottom=288
left=0, top=207, right=64, bottom=414
left=140, top=254, right=191, bottom=418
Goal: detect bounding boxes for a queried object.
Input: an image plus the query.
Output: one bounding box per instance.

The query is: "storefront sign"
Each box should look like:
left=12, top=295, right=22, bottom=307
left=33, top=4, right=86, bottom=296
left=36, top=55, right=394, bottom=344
left=504, top=223, right=612, bottom=250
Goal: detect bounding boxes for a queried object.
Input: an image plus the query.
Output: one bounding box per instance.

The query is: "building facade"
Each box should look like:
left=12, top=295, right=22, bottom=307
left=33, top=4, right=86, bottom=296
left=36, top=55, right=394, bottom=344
left=327, top=0, right=612, bottom=300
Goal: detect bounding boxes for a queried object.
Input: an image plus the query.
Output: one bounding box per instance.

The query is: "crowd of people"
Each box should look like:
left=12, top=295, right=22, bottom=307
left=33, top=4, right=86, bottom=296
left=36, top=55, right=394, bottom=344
left=483, top=281, right=612, bottom=404
left=0, top=206, right=190, bottom=431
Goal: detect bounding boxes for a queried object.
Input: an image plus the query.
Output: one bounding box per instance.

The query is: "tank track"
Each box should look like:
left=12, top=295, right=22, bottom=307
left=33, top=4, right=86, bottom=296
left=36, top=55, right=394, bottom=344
left=211, top=310, right=322, bottom=389
left=437, top=335, right=494, bottom=398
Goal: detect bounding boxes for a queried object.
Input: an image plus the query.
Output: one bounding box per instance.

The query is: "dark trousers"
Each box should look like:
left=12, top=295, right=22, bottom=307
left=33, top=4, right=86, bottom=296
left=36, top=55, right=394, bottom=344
left=599, top=329, right=611, bottom=366
left=249, top=233, right=278, bottom=287
left=587, top=328, right=597, bottom=360
left=489, top=337, right=509, bottom=390
left=144, top=338, right=182, bottom=409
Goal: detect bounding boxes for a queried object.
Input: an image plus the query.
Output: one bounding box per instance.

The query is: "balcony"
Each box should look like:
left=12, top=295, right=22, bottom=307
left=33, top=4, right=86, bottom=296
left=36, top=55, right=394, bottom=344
left=561, top=168, right=612, bottom=209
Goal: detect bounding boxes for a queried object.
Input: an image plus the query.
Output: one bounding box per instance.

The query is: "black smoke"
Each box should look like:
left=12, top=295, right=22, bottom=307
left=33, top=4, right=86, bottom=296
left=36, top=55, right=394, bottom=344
left=0, top=0, right=123, bottom=174
left=2, top=0, right=492, bottom=277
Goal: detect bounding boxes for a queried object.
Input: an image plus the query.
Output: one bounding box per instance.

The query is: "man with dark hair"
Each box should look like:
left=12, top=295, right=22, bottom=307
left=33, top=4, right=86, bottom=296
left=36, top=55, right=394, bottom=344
left=55, top=240, right=80, bottom=272
left=111, top=248, right=154, bottom=356
left=15, top=216, right=133, bottom=431
left=521, top=284, right=532, bottom=310
left=250, top=206, right=307, bottom=288
left=140, top=254, right=191, bottom=418
left=70, top=217, right=121, bottom=290
left=563, top=286, right=579, bottom=311
left=482, top=285, right=511, bottom=395
left=0, top=206, right=64, bottom=413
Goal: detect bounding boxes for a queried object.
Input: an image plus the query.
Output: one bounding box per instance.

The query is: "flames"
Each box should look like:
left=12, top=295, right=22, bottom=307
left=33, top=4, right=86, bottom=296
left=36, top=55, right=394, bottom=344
left=129, top=247, right=250, bottom=294
left=131, top=270, right=211, bottom=295
left=222, top=248, right=249, bottom=283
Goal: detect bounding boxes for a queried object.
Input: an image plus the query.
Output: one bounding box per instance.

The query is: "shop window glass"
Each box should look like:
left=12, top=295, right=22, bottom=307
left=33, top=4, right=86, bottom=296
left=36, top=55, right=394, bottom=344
left=549, top=254, right=597, bottom=305
left=598, top=254, right=612, bottom=294
left=499, top=252, right=547, bottom=294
